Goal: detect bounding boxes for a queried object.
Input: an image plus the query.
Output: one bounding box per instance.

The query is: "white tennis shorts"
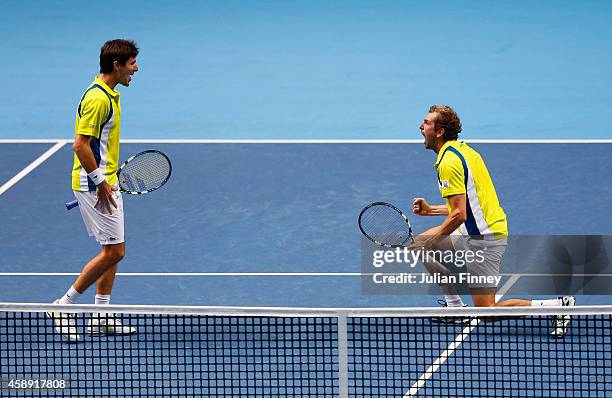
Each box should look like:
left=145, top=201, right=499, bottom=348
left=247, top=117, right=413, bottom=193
left=73, top=187, right=125, bottom=245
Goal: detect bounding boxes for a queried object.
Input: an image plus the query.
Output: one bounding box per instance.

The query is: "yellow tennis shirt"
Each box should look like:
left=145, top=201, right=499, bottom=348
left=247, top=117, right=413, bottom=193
left=71, top=77, right=121, bottom=191
left=435, top=140, right=508, bottom=237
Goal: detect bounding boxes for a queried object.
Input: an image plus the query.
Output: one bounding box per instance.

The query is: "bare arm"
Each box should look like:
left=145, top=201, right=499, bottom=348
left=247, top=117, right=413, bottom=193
left=73, top=134, right=117, bottom=214
left=73, top=134, right=101, bottom=173
left=430, top=194, right=467, bottom=236
left=412, top=198, right=449, bottom=216
left=412, top=194, right=467, bottom=248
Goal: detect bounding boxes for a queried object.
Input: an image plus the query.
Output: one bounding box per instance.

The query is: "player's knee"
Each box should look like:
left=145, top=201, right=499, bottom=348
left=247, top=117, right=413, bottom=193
left=114, top=251, right=125, bottom=263
left=102, top=245, right=125, bottom=263
left=472, top=296, right=496, bottom=307
left=113, top=246, right=125, bottom=263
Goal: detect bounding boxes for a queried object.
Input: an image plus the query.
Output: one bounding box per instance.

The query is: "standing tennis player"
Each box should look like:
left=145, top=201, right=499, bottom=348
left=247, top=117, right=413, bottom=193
left=412, top=105, right=575, bottom=337
left=47, top=40, right=139, bottom=340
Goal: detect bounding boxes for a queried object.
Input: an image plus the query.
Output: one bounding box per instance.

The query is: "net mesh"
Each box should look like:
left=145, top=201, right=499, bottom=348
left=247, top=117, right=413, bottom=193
left=359, top=204, right=412, bottom=246
left=119, top=151, right=171, bottom=193
left=349, top=315, right=612, bottom=397
left=1, top=304, right=611, bottom=397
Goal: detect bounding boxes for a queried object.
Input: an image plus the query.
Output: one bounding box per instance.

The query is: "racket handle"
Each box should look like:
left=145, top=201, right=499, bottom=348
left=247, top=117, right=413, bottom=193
left=65, top=199, right=79, bottom=210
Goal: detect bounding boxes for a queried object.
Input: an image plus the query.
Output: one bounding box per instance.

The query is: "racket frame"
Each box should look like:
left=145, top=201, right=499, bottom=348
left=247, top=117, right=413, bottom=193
left=358, top=201, right=415, bottom=248
left=65, top=149, right=172, bottom=210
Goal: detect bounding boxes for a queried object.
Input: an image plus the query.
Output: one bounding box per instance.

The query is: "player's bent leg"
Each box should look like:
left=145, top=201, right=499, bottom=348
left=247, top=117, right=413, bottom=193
left=88, top=242, right=135, bottom=336
left=101, top=242, right=125, bottom=264
left=470, top=288, right=532, bottom=323
left=420, top=235, right=464, bottom=304
left=471, top=288, right=497, bottom=307
left=94, top=243, right=124, bottom=297
left=72, top=243, right=125, bottom=294
left=471, top=287, right=532, bottom=308
left=493, top=298, right=532, bottom=307
left=46, top=243, right=125, bottom=341
left=96, top=263, right=118, bottom=295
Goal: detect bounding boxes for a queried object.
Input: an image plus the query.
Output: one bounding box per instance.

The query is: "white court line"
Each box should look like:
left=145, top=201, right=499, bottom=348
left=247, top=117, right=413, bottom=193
left=0, top=272, right=364, bottom=277
left=0, top=272, right=609, bottom=277
left=1, top=138, right=611, bottom=144
left=0, top=142, right=66, bottom=196
left=119, top=138, right=612, bottom=144
left=403, top=274, right=521, bottom=398
left=0, top=139, right=71, bottom=144
left=502, top=273, right=612, bottom=277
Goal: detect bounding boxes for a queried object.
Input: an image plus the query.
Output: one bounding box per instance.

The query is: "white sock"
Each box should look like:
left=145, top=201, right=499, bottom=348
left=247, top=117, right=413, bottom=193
left=444, top=295, right=464, bottom=307
left=531, top=298, right=561, bottom=307
left=58, top=286, right=81, bottom=304
left=95, top=294, right=111, bottom=305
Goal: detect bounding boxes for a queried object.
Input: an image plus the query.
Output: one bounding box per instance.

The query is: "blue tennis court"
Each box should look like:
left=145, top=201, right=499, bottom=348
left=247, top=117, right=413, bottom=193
left=1, top=141, right=611, bottom=306
left=1, top=141, right=611, bottom=397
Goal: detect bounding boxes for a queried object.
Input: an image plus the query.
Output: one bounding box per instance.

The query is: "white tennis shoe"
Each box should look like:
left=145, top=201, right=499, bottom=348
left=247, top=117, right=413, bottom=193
left=46, top=300, right=81, bottom=342
left=551, top=296, right=576, bottom=338
left=87, top=313, right=136, bottom=335
left=431, top=300, right=472, bottom=324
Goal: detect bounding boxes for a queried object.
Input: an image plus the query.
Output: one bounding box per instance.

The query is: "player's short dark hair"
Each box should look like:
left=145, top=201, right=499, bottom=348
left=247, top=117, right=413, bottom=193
left=99, top=39, right=139, bottom=74
left=429, top=105, right=462, bottom=141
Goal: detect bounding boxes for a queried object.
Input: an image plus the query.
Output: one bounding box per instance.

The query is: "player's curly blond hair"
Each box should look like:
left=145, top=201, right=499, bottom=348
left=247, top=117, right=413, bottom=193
left=429, top=105, right=462, bottom=141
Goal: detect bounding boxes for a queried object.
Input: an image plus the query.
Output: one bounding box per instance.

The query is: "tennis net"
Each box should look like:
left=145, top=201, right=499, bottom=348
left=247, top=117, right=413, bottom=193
left=0, top=303, right=610, bottom=397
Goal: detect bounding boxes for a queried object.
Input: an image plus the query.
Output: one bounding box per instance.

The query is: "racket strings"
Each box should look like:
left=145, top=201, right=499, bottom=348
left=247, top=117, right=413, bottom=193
left=119, top=152, right=171, bottom=192
left=360, top=205, right=412, bottom=246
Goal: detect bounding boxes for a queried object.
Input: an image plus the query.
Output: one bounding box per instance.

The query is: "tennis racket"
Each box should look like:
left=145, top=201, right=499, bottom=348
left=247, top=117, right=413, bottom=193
left=65, top=149, right=172, bottom=210
left=358, top=201, right=415, bottom=247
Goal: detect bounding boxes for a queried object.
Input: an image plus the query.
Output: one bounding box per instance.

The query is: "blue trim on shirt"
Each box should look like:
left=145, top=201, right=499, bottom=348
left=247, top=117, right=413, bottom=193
left=77, top=84, right=112, bottom=118
left=86, top=137, right=102, bottom=191
left=445, top=146, right=480, bottom=236
left=78, top=84, right=113, bottom=191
